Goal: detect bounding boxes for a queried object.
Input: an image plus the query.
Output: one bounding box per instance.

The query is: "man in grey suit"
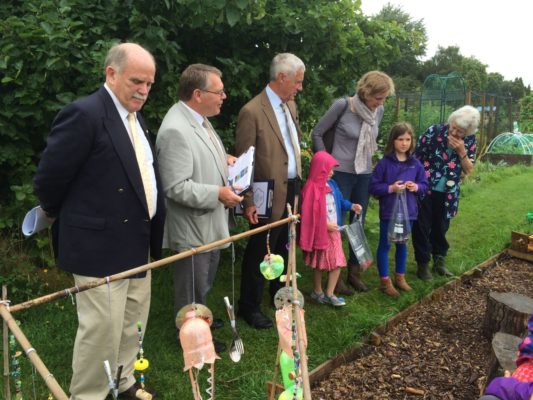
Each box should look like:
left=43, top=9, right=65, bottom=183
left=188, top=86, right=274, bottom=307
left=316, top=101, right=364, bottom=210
left=156, top=64, right=242, bottom=353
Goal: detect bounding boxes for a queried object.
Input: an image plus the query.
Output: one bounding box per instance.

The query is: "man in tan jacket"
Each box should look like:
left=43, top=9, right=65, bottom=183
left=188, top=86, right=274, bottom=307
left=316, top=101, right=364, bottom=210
left=235, top=53, right=305, bottom=329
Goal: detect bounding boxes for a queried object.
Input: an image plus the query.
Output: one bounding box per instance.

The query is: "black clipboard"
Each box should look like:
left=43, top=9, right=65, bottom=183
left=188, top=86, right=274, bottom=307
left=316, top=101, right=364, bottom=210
left=234, top=180, right=274, bottom=218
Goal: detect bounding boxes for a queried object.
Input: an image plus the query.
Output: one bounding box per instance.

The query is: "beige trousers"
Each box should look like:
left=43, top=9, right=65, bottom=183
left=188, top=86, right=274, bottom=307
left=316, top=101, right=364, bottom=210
left=69, top=271, right=151, bottom=400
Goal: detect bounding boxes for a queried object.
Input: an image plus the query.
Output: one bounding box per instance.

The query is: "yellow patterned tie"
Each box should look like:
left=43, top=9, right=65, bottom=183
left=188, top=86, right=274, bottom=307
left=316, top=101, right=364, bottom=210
left=281, top=103, right=302, bottom=179
left=128, top=113, right=155, bottom=217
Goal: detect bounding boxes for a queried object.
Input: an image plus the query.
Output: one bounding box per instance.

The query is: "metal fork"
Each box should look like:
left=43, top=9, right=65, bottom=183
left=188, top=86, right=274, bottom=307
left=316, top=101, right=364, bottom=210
left=223, top=296, right=244, bottom=361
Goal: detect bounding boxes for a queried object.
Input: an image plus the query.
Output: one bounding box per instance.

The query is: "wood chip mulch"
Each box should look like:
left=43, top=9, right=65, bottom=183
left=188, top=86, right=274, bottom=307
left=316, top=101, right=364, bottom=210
left=312, top=254, right=533, bottom=400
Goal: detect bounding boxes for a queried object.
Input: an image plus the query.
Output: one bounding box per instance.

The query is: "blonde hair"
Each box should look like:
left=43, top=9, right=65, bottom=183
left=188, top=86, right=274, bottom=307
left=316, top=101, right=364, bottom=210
left=356, top=71, right=395, bottom=102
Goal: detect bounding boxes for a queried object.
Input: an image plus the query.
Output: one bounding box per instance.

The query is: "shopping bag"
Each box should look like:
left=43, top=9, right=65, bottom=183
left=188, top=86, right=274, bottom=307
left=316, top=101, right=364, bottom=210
left=340, top=216, right=373, bottom=270
left=387, top=190, right=411, bottom=244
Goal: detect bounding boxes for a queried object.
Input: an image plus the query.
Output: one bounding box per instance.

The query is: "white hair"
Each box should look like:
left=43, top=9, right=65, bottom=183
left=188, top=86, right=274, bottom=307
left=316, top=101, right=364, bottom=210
left=448, top=105, right=480, bottom=136
left=269, top=53, right=305, bottom=81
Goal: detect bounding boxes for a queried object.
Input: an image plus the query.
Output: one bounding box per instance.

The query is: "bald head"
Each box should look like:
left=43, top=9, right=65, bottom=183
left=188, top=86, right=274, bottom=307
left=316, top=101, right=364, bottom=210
left=104, top=43, right=155, bottom=74
left=104, top=43, right=156, bottom=113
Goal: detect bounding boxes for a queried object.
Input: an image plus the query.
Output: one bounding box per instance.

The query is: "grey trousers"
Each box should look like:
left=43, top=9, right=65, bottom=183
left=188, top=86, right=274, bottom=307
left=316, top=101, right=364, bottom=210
left=173, top=250, right=220, bottom=318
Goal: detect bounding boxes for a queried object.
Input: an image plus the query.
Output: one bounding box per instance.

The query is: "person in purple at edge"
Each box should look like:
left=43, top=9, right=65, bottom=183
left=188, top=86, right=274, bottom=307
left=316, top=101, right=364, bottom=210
left=480, top=314, right=533, bottom=400
left=412, top=105, right=480, bottom=280
left=369, top=122, right=427, bottom=297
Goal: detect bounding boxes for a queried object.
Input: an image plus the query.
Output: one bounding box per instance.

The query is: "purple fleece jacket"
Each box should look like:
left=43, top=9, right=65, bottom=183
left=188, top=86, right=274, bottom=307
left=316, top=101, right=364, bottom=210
left=369, top=154, right=427, bottom=220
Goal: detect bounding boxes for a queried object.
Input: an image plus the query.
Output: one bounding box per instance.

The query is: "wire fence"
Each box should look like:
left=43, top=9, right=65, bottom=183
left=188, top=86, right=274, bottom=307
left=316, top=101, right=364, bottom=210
left=379, top=91, right=519, bottom=155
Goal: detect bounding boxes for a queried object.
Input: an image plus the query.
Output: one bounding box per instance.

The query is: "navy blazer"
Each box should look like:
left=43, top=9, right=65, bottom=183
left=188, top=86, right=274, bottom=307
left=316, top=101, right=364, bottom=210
left=34, top=87, right=165, bottom=277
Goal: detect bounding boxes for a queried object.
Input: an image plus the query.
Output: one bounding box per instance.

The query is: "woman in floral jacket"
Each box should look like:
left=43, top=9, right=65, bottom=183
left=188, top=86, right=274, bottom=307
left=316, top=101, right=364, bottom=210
left=412, top=105, right=480, bottom=280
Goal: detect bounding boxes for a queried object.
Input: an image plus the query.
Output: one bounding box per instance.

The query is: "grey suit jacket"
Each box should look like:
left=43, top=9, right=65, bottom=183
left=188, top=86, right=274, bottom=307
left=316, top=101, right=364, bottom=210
left=235, top=89, right=302, bottom=222
left=156, top=101, right=230, bottom=251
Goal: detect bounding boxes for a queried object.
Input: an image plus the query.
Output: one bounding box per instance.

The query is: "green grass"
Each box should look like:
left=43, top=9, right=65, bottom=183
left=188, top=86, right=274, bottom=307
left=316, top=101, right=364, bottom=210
left=2, top=163, right=533, bottom=399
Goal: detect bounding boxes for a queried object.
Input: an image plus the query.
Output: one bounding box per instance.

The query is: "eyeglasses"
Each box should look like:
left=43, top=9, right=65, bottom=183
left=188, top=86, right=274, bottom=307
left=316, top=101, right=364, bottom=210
left=201, top=89, right=226, bottom=97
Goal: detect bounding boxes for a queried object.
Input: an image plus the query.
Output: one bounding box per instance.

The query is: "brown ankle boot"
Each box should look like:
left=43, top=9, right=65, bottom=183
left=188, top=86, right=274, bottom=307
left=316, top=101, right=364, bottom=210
left=334, top=277, right=355, bottom=296
left=380, top=278, right=400, bottom=298
left=347, top=264, right=368, bottom=292
left=395, top=274, right=412, bottom=291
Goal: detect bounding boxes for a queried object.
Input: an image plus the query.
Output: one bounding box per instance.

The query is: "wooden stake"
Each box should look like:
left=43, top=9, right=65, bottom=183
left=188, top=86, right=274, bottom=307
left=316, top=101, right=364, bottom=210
left=2, top=285, right=11, bottom=400
left=0, top=303, right=68, bottom=399
left=287, top=202, right=312, bottom=400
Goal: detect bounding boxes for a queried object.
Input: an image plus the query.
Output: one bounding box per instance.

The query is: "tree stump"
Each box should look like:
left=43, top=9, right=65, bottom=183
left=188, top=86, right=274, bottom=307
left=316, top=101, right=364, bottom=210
left=482, top=292, right=533, bottom=339
left=486, top=332, right=523, bottom=383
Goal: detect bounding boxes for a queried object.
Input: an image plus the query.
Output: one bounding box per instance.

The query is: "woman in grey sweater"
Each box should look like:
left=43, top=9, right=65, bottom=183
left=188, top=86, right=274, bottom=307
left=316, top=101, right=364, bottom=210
left=311, top=71, right=395, bottom=294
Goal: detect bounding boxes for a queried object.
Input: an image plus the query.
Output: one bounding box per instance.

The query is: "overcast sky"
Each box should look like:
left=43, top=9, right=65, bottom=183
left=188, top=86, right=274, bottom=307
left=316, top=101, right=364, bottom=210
left=360, top=0, right=533, bottom=87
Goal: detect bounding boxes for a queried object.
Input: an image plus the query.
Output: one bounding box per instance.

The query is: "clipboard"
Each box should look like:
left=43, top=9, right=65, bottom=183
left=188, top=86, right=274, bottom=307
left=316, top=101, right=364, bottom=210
left=234, top=180, right=274, bottom=218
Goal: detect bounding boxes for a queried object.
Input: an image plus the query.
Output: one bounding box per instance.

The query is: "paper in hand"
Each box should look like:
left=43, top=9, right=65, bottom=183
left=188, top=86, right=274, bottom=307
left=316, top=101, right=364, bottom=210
left=228, top=146, right=255, bottom=195
left=22, top=205, right=52, bottom=237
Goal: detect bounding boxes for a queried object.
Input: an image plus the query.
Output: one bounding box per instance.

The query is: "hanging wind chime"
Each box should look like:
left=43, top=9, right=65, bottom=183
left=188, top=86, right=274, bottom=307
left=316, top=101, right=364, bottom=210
left=177, top=303, right=219, bottom=400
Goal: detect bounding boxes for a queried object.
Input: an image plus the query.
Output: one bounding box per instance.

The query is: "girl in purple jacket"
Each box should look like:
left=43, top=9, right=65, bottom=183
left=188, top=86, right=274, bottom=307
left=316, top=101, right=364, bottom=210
left=369, top=122, right=427, bottom=297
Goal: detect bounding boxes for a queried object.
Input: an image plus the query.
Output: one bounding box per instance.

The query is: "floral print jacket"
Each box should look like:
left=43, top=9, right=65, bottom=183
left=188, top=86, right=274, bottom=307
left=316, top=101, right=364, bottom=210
left=415, top=123, right=476, bottom=219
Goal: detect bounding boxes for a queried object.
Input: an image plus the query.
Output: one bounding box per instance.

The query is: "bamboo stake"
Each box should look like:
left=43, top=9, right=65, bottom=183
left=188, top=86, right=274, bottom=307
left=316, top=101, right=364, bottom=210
left=287, top=202, right=312, bottom=400
left=2, top=285, right=11, bottom=400
left=268, top=346, right=282, bottom=400
left=188, top=369, right=201, bottom=400
left=9, top=214, right=299, bottom=314
left=210, top=363, right=215, bottom=400
left=269, top=202, right=299, bottom=400
left=0, top=304, right=68, bottom=399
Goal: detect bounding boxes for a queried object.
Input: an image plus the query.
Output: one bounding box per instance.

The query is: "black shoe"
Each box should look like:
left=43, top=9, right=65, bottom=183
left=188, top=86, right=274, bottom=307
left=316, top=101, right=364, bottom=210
left=213, top=339, right=227, bottom=354
left=118, top=382, right=157, bottom=399
left=239, top=310, right=273, bottom=329
left=211, top=318, right=224, bottom=330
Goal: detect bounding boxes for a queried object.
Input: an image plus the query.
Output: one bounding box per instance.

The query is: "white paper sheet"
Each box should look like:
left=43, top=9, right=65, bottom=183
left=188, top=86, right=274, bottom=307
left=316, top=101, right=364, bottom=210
left=228, top=146, right=255, bottom=195
left=22, top=205, right=52, bottom=237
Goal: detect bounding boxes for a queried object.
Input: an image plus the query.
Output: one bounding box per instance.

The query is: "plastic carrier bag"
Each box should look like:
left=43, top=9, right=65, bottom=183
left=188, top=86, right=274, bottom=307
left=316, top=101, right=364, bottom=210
left=339, top=216, right=373, bottom=270
left=387, top=190, right=411, bottom=244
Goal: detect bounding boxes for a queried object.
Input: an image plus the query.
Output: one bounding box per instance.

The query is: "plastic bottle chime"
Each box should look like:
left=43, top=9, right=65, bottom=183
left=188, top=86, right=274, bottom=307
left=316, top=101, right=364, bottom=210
left=134, top=321, right=152, bottom=400
left=260, top=230, right=285, bottom=280
left=9, top=332, right=23, bottom=399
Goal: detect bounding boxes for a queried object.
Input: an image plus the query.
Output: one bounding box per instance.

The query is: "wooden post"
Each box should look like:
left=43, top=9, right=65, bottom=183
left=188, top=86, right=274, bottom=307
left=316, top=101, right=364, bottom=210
left=395, top=95, right=400, bottom=122
left=287, top=202, right=312, bottom=400
left=466, top=90, right=472, bottom=105
left=2, top=285, right=10, bottom=400
left=0, top=304, right=68, bottom=400
left=479, top=93, right=486, bottom=152
left=488, top=95, right=495, bottom=149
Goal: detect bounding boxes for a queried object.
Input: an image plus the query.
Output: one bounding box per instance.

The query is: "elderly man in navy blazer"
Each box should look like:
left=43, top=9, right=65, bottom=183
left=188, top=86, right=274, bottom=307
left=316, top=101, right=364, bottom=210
left=33, top=43, right=165, bottom=400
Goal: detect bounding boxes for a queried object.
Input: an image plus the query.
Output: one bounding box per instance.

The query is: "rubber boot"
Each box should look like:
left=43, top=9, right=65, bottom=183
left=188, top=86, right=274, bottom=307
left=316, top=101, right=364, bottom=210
left=334, top=276, right=355, bottom=296
left=416, top=262, right=433, bottom=281
left=433, top=255, right=453, bottom=277
left=380, top=278, right=400, bottom=298
left=395, top=274, right=412, bottom=291
left=347, top=264, right=368, bottom=292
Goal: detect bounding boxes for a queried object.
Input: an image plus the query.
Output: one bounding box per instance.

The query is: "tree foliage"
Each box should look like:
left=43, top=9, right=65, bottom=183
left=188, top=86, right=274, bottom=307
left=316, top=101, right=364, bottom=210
left=520, top=94, right=533, bottom=133
left=0, top=0, right=530, bottom=232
